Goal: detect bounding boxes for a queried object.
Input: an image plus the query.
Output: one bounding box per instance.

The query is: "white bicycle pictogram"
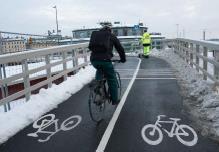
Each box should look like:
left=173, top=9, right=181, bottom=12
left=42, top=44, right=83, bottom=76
left=141, top=115, right=198, bottom=146
left=27, top=114, right=82, bottom=142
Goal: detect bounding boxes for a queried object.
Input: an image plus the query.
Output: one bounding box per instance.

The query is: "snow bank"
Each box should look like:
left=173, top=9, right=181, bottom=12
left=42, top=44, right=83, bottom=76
left=151, top=48, right=219, bottom=141
left=0, top=65, right=96, bottom=144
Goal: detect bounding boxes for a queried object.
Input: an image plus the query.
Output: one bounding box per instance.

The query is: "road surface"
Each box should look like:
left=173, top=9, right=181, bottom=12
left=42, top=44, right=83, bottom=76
left=0, top=57, right=219, bottom=152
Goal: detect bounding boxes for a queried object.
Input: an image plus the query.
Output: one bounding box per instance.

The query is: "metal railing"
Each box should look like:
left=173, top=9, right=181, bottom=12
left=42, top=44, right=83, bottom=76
left=0, top=43, right=90, bottom=112
left=172, top=38, right=219, bottom=83
left=121, top=41, right=142, bottom=53
left=0, top=40, right=141, bottom=112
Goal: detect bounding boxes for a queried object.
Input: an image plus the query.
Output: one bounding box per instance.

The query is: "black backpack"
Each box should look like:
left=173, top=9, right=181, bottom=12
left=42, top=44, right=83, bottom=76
left=89, top=30, right=111, bottom=53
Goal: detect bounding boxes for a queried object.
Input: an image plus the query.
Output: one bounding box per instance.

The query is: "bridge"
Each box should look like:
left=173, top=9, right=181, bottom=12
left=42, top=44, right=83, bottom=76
left=0, top=39, right=219, bottom=152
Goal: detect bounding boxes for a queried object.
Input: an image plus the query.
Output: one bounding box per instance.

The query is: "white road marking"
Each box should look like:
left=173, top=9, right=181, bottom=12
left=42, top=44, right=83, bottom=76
left=27, top=114, right=82, bottom=143
left=96, top=58, right=142, bottom=152
left=121, top=78, right=177, bottom=80
left=141, top=115, right=198, bottom=146
left=115, top=68, right=175, bottom=71
left=138, top=74, right=175, bottom=75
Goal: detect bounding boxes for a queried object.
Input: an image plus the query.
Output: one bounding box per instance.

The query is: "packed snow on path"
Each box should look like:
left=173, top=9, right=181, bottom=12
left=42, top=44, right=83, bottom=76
left=0, top=65, right=96, bottom=144
left=151, top=48, right=219, bottom=141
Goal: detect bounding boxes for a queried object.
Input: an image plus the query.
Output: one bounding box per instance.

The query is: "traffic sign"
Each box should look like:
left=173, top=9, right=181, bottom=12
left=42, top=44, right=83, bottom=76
left=134, top=25, right=140, bottom=30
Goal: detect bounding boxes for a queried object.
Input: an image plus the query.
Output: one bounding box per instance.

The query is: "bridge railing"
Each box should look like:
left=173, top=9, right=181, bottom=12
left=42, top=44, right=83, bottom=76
left=0, top=43, right=89, bottom=112
left=172, top=38, right=219, bottom=83
left=121, top=41, right=142, bottom=53
left=0, top=40, right=141, bottom=112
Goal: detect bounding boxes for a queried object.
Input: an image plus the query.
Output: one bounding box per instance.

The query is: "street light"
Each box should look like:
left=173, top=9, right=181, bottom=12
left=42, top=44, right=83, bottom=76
left=53, top=5, right=59, bottom=43
left=176, top=24, right=179, bottom=38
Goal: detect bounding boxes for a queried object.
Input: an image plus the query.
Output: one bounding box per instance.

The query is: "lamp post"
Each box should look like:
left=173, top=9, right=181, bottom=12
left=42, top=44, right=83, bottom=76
left=53, top=6, right=59, bottom=43
left=176, top=24, right=179, bottom=38
left=203, top=29, right=206, bottom=40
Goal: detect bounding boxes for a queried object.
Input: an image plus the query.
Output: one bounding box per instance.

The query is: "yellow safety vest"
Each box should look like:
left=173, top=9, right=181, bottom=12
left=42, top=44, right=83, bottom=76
left=141, top=32, right=151, bottom=44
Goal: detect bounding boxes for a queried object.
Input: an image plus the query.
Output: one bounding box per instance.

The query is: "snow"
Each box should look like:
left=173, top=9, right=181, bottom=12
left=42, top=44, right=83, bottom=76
left=0, top=65, right=96, bottom=144
left=151, top=47, right=219, bottom=141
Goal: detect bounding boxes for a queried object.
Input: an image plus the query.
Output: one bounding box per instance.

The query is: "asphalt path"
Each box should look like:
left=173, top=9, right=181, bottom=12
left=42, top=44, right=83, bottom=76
left=0, top=57, right=137, bottom=152
left=0, top=56, right=219, bottom=152
left=104, top=57, right=219, bottom=152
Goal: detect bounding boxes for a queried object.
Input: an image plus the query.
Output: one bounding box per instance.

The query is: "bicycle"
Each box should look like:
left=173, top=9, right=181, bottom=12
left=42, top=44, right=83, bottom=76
left=27, top=114, right=81, bottom=142
left=88, top=60, right=122, bottom=123
left=141, top=115, right=198, bottom=146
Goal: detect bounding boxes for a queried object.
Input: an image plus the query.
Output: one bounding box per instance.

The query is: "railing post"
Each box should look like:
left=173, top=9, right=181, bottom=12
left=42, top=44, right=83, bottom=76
left=0, top=64, right=7, bottom=112
left=180, top=41, right=184, bottom=58
left=45, top=55, right=52, bottom=88
left=75, top=49, right=79, bottom=67
left=72, top=49, right=76, bottom=69
left=196, top=45, right=200, bottom=72
left=0, top=33, right=7, bottom=106
left=214, top=50, right=219, bottom=80
left=182, top=42, right=185, bottom=60
left=62, top=51, right=67, bottom=81
left=176, top=40, right=180, bottom=54
left=0, top=32, right=3, bottom=55
left=1, top=64, right=10, bottom=111
left=177, top=40, right=181, bottom=56
left=185, top=42, right=189, bottom=63
left=0, top=66, right=3, bottom=95
left=203, top=47, right=208, bottom=80
left=178, top=40, right=181, bottom=57
left=175, top=40, right=179, bottom=53
left=84, top=48, right=88, bottom=63
left=72, top=49, right=78, bottom=73
left=22, top=59, right=31, bottom=101
left=190, top=43, right=194, bottom=67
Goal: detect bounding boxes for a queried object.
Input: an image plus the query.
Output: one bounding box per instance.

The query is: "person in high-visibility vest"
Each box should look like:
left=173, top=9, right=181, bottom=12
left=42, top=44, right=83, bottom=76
left=141, top=29, right=151, bottom=57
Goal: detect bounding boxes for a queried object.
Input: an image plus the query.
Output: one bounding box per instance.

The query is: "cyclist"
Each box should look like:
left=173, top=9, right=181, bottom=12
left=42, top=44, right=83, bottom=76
left=89, top=25, right=126, bottom=105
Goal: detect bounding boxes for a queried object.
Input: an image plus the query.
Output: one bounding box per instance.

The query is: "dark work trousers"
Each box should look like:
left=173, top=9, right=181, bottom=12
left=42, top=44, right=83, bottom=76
left=91, top=60, right=118, bottom=104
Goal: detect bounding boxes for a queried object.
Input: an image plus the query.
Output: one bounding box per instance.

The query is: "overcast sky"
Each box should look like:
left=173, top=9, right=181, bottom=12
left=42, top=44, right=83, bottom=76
left=0, top=0, right=219, bottom=39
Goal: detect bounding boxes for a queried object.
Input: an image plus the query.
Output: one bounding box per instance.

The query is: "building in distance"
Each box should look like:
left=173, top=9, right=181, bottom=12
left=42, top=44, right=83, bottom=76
left=0, top=38, right=26, bottom=54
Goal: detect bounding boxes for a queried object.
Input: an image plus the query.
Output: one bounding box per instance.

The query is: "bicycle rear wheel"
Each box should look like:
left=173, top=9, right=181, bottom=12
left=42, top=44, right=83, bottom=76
left=115, top=71, right=122, bottom=100
left=88, top=84, right=106, bottom=123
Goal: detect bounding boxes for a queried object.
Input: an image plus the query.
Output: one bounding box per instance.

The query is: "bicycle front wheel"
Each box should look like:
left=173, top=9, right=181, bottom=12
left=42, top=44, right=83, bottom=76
left=88, top=88, right=105, bottom=123
left=176, top=125, right=198, bottom=146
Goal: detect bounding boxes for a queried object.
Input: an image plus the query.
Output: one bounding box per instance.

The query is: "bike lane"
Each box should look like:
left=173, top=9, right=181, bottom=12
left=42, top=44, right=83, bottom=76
left=104, top=57, right=219, bottom=152
left=0, top=57, right=139, bottom=152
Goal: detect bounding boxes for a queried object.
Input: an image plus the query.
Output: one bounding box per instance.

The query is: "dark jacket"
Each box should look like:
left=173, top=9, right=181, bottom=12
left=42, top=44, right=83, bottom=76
left=89, top=29, right=126, bottom=62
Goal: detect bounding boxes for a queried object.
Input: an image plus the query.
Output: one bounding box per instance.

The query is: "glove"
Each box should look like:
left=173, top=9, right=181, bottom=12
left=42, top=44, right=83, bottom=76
left=120, top=58, right=126, bottom=63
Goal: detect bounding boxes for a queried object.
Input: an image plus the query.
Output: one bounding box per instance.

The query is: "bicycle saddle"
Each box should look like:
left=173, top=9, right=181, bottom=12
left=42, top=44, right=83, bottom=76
left=169, top=118, right=181, bottom=121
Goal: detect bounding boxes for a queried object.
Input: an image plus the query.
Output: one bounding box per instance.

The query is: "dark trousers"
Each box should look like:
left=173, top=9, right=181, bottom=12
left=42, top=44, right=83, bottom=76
left=91, top=61, right=118, bottom=103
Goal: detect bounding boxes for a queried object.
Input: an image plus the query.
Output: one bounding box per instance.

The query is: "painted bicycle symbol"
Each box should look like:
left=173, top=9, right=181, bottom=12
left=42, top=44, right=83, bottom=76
left=141, top=115, right=198, bottom=146
left=27, top=114, right=82, bottom=142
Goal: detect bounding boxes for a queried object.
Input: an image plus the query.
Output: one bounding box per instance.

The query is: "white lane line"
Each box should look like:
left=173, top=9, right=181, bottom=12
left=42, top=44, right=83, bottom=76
left=96, top=59, right=142, bottom=152
left=138, top=74, right=175, bottom=75
left=121, top=78, right=177, bottom=80
left=115, top=68, right=175, bottom=71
